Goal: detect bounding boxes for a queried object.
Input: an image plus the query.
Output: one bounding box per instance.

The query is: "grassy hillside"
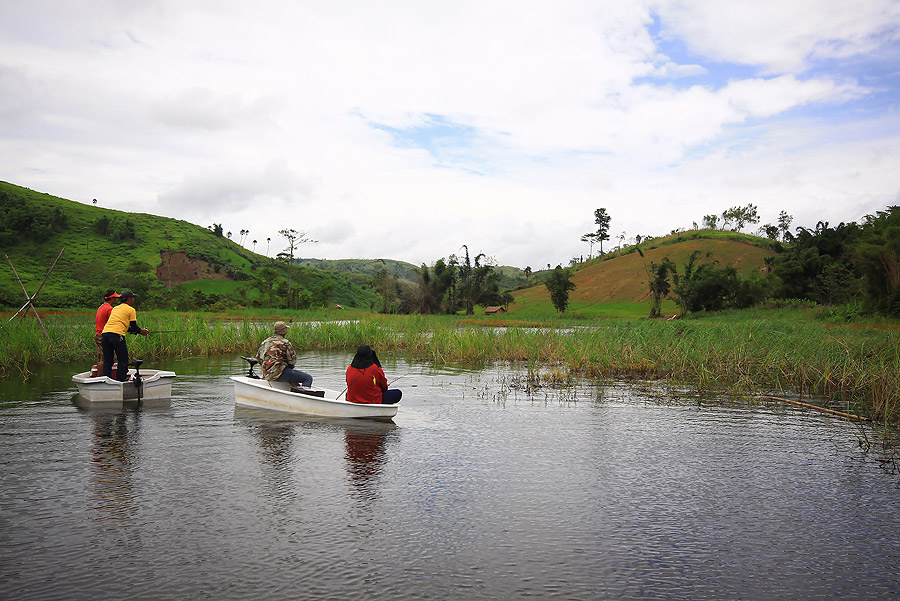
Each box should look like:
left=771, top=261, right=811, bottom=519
left=510, top=235, right=775, bottom=318
left=0, top=182, right=375, bottom=309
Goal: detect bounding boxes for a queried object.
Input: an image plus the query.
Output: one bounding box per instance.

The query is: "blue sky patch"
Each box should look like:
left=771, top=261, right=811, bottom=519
left=369, top=113, right=487, bottom=172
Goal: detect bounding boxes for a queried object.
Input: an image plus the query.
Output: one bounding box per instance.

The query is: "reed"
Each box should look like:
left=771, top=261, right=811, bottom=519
left=2, top=311, right=898, bottom=424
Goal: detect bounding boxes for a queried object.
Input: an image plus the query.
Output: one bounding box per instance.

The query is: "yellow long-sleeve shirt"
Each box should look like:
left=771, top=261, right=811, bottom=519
left=101, top=304, right=138, bottom=336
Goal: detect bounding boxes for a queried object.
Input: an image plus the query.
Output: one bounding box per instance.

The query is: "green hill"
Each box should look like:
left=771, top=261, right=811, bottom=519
left=0, top=182, right=376, bottom=309
left=509, top=231, right=778, bottom=318
left=1, top=181, right=783, bottom=317
left=297, top=257, right=528, bottom=290
left=296, top=258, right=420, bottom=283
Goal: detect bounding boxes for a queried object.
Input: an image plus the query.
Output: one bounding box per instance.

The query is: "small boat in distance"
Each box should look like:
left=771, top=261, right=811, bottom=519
left=231, top=357, right=398, bottom=421
left=72, top=360, right=176, bottom=405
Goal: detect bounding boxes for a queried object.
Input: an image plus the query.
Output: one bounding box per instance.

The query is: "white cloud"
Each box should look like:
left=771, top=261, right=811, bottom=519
left=1, top=0, right=899, bottom=270
left=654, top=0, right=900, bottom=74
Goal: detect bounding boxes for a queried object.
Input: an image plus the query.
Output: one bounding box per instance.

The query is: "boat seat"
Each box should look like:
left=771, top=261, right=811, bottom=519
left=290, top=387, right=326, bottom=397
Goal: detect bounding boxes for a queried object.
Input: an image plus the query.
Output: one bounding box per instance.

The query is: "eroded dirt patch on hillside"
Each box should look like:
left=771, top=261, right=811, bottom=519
left=156, top=251, right=229, bottom=287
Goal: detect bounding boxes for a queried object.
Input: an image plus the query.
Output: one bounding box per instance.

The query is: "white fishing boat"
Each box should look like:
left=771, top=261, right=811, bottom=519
left=72, top=361, right=176, bottom=404
left=231, top=357, right=398, bottom=421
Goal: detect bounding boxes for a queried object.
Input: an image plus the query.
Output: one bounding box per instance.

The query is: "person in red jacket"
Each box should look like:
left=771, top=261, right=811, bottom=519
left=345, top=345, right=402, bottom=404
left=94, top=290, right=120, bottom=374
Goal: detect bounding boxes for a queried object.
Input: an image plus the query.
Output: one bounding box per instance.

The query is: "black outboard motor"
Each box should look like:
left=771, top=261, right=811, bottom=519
left=241, top=356, right=261, bottom=379
left=130, top=359, right=144, bottom=406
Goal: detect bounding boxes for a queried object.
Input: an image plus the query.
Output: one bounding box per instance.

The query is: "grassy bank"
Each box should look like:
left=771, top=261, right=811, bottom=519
left=2, top=309, right=898, bottom=424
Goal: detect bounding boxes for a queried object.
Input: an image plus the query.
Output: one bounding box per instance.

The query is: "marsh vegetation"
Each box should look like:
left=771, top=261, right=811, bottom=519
left=3, top=307, right=897, bottom=425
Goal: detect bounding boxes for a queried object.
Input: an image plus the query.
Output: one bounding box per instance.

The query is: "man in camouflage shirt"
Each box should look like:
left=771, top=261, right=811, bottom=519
left=256, top=321, right=313, bottom=387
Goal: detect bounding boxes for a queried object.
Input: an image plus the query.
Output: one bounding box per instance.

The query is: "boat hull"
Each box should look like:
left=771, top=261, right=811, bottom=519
left=230, top=376, right=398, bottom=420
left=72, top=369, right=176, bottom=404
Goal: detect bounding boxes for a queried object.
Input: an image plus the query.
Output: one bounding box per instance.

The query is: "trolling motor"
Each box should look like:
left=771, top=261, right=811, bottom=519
left=129, top=359, right=144, bottom=406
left=241, top=356, right=261, bottom=379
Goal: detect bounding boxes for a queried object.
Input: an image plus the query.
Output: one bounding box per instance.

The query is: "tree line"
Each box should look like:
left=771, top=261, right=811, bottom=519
left=372, top=245, right=514, bottom=314
left=640, top=205, right=900, bottom=318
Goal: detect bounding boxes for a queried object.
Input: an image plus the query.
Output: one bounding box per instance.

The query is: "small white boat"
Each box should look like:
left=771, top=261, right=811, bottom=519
left=72, top=363, right=176, bottom=405
left=231, top=376, right=399, bottom=420
left=231, top=357, right=398, bottom=421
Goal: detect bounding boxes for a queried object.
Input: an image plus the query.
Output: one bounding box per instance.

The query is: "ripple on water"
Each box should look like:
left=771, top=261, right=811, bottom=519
left=1, top=355, right=899, bottom=600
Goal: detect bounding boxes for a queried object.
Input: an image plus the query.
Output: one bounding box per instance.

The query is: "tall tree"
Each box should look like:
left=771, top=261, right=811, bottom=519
left=544, top=265, right=576, bottom=313
left=580, top=232, right=598, bottom=258
left=454, top=245, right=500, bottom=314
left=277, top=228, right=316, bottom=306
left=410, top=259, right=457, bottom=314
left=778, top=211, right=794, bottom=242
left=373, top=267, right=399, bottom=313
left=637, top=248, right=675, bottom=318
left=854, top=206, right=900, bottom=315
left=592, top=208, right=611, bottom=254
left=721, top=204, right=759, bottom=232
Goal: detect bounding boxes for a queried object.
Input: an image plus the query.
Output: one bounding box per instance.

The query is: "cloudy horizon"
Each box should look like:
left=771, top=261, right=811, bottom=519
left=2, top=0, right=899, bottom=268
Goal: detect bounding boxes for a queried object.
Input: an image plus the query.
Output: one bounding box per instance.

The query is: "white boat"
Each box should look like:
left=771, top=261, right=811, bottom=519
left=230, top=356, right=398, bottom=420
left=72, top=364, right=176, bottom=405
left=231, top=376, right=399, bottom=420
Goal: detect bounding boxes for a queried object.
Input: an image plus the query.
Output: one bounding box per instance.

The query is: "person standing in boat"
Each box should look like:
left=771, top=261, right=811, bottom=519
left=94, top=289, right=120, bottom=375
left=345, top=345, right=401, bottom=404
left=100, top=290, right=149, bottom=381
left=256, top=321, right=313, bottom=388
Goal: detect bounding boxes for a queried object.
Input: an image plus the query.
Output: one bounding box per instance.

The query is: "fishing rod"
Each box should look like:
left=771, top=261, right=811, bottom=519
left=388, top=373, right=411, bottom=386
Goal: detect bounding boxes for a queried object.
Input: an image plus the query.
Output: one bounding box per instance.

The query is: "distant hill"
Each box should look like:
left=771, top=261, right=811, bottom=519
left=1, top=181, right=779, bottom=316
left=297, top=257, right=528, bottom=289
left=296, top=258, right=420, bottom=283
left=0, top=182, right=376, bottom=309
left=510, top=231, right=778, bottom=317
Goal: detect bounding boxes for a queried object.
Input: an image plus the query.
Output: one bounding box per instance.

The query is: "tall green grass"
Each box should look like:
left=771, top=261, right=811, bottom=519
left=2, top=310, right=898, bottom=424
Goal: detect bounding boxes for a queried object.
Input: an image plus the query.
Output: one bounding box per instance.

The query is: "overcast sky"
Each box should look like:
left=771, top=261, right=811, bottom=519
left=2, top=1, right=899, bottom=268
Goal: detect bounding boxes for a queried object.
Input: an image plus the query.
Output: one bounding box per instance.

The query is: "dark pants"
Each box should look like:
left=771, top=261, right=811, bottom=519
left=277, top=367, right=313, bottom=388
left=100, top=332, right=129, bottom=381
left=382, top=389, right=402, bottom=404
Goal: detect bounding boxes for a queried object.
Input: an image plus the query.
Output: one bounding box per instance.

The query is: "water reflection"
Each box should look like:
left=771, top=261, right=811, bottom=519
left=82, top=406, right=141, bottom=518
left=343, top=421, right=397, bottom=503
left=233, top=406, right=399, bottom=507
left=233, top=407, right=302, bottom=506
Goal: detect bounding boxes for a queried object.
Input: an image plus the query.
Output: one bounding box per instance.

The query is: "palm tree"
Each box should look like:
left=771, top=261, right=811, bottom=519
left=252, top=239, right=257, bottom=253
left=266, top=237, right=271, bottom=257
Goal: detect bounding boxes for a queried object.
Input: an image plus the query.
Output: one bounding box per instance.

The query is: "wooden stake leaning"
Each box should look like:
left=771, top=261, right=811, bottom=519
left=4, top=248, right=65, bottom=339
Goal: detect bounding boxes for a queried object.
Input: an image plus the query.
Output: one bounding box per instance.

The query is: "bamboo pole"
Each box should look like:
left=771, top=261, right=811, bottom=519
left=4, top=248, right=65, bottom=338
left=763, top=395, right=870, bottom=422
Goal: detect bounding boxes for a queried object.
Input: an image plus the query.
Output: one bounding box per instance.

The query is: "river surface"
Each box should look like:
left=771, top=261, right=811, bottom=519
left=1, top=353, right=899, bottom=601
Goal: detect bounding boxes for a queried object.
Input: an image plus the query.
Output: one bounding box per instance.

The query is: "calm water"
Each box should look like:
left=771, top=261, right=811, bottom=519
left=1, top=353, right=899, bottom=601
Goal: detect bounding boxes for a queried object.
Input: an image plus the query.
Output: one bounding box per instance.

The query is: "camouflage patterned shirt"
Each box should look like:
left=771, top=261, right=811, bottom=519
left=256, top=334, right=297, bottom=381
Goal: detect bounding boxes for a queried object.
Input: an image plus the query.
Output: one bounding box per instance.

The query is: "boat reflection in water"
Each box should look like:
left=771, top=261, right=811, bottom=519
left=75, top=401, right=173, bottom=522
left=86, top=408, right=140, bottom=518
left=343, top=420, right=397, bottom=503
left=233, top=406, right=399, bottom=506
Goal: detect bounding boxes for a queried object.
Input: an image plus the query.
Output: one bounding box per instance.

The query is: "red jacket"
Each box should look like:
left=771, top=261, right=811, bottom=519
left=345, top=363, right=388, bottom=404
left=95, top=302, right=114, bottom=335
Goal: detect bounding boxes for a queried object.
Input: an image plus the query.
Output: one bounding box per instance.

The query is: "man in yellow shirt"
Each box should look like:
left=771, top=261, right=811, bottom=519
left=100, top=290, right=149, bottom=381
